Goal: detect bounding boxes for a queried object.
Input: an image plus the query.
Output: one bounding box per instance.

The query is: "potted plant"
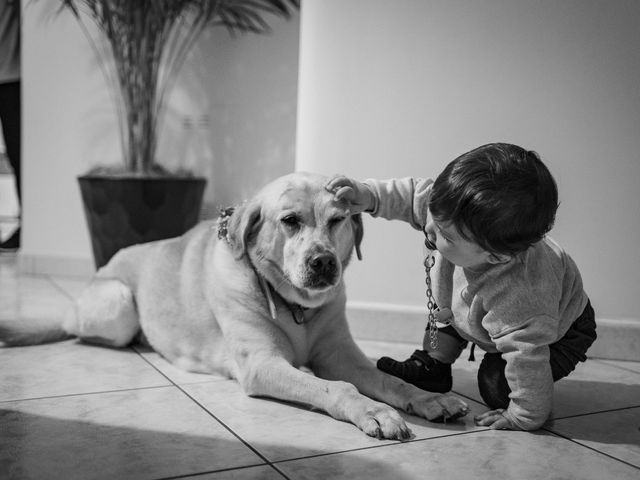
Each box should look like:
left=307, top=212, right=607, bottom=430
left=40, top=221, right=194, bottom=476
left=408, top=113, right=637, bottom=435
left=57, top=0, right=299, bottom=268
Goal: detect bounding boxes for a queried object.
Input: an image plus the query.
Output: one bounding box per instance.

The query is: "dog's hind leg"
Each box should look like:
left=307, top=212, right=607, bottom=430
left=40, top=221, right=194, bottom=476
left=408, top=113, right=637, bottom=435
left=64, top=278, right=140, bottom=348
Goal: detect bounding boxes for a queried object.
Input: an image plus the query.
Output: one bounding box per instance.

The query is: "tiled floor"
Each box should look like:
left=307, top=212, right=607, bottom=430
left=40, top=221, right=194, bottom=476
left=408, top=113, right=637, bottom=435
left=1, top=253, right=639, bottom=480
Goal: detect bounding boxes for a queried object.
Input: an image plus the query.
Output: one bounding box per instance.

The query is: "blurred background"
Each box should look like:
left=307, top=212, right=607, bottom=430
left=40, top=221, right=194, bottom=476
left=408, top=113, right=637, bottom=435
left=7, top=0, right=639, bottom=345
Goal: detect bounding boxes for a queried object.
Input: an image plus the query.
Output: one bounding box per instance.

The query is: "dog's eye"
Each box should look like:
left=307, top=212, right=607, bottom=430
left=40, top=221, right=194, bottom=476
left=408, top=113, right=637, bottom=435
left=328, top=216, right=347, bottom=228
left=281, top=215, right=300, bottom=229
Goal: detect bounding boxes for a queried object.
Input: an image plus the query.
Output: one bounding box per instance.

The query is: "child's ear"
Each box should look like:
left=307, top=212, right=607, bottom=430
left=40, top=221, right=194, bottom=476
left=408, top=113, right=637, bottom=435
left=487, top=253, right=511, bottom=264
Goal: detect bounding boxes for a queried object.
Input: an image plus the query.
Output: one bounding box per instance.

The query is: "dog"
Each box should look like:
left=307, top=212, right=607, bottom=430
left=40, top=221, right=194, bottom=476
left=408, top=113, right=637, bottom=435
left=1, top=172, right=469, bottom=439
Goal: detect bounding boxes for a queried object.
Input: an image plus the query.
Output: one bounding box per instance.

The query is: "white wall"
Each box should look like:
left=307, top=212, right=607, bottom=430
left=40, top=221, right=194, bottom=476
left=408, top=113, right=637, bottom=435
left=297, top=0, right=640, bottom=321
left=21, top=1, right=299, bottom=267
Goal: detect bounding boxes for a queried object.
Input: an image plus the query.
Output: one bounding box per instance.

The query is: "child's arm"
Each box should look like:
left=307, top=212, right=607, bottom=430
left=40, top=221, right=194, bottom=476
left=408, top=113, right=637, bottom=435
left=327, top=176, right=433, bottom=229
left=481, top=315, right=559, bottom=431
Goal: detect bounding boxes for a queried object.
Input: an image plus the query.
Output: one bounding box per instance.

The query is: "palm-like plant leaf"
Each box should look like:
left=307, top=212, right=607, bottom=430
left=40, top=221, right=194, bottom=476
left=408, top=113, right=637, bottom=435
left=57, top=0, right=299, bottom=173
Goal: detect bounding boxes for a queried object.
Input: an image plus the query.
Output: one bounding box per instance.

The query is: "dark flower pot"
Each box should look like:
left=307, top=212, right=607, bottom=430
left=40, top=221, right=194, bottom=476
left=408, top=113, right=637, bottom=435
left=78, top=175, right=206, bottom=269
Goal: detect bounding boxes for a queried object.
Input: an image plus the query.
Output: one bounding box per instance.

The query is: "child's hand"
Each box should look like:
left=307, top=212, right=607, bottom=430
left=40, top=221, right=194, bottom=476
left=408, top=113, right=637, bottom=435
left=325, top=175, right=374, bottom=213
left=474, top=409, right=519, bottom=430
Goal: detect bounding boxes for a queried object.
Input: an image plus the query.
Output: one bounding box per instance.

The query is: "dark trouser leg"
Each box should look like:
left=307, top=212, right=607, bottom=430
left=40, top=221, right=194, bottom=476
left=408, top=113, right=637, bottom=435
left=0, top=81, right=21, bottom=201
left=0, top=81, right=21, bottom=249
left=477, top=301, right=597, bottom=409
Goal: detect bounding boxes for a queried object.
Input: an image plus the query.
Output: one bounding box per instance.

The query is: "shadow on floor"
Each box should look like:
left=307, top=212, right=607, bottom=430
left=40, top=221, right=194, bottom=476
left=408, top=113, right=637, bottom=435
left=0, top=409, right=420, bottom=480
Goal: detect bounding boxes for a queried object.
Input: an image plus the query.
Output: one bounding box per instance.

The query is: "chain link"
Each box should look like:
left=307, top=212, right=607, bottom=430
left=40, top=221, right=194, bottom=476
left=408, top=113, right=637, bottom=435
left=423, top=242, right=438, bottom=350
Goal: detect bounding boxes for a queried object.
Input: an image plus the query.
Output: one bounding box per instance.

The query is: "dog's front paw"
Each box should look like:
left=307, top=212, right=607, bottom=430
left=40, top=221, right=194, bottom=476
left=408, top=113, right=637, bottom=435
left=407, top=393, right=470, bottom=423
left=354, top=404, right=412, bottom=440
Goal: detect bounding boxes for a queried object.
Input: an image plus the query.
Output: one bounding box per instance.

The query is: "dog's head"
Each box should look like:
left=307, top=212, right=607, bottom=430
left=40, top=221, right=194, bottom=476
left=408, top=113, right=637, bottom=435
left=226, top=172, right=363, bottom=308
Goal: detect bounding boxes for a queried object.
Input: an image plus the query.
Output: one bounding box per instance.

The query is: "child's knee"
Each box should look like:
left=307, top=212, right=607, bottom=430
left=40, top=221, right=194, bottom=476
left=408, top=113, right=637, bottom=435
left=477, top=353, right=510, bottom=409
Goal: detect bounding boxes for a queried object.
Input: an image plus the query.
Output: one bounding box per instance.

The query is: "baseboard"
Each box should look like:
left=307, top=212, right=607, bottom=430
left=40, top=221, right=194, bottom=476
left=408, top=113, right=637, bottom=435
left=346, top=301, right=640, bottom=362
left=18, top=252, right=94, bottom=278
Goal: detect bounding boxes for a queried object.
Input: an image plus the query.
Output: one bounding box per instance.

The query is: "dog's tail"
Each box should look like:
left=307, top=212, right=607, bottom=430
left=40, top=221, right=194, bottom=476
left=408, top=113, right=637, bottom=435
left=0, top=317, right=72, bottom=347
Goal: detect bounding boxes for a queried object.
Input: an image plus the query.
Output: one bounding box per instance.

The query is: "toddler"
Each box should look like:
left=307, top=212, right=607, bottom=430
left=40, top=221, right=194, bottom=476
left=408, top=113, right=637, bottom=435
left=327, top=143, right=597, bottom=430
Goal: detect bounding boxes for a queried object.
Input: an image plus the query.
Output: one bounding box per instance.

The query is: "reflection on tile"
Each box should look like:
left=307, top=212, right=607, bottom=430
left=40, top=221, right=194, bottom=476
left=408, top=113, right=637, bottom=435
left=0, top=275, right=71, bottom=322
left=48, top=276, right=91, bottom=300
left=133, top=345, right=228, bottom=385
left=547, top=407, right=640, bottom=468
left=277, top=430, right=640, bottom=480
left=0, top=340, right=170, bottom=401
left=184, top=378, right=487, bottom=463
left=182, top=465, right=286, bottom=480
left=0, top=387, right=265, bottom=480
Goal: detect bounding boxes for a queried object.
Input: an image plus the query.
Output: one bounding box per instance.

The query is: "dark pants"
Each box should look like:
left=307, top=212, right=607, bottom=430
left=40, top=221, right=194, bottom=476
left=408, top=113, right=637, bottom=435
left=444, top=300, right=597, bottom=409
left=0, top=81, right=21, bottom=247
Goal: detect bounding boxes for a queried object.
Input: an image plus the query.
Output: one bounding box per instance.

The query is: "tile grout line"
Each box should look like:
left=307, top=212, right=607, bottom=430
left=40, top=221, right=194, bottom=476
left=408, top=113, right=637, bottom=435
left=43, top=274, right=77, bottom=302
left=133, top=349, right=295, bottom=480
left=268, top=428, right=495, bottom=466
left=551, top=404, right=640, bottom=421
left=133, top=349, right=498, bottom=478
left=591, top=358, right=640, bottom=375
left=0, top=345, right=173, bottom=404
left=154, top=463, right=290, bottom=480
left=542, top=427, right=640, bottom=471
left=0, top=383, right=174, bottom=405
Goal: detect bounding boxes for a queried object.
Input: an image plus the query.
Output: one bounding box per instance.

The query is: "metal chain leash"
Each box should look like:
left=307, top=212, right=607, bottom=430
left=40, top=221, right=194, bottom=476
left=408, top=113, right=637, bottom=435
left=423, top=242, right=439, bottom=350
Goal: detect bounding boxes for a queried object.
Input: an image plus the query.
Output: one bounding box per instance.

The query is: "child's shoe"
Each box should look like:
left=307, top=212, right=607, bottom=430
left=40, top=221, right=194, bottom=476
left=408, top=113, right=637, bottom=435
left=377, top=350, right=452, bottom=393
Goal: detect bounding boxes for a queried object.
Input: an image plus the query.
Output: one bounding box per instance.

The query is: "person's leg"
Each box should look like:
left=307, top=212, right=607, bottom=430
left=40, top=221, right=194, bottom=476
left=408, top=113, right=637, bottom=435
left=0, top=81, right=21, bottom=249
left=0, top=81, right=20, bottom=199
left=477, top=352, right=510, bottom=409
left=548, top=300, right=597, bottom=381
left=477, top=300, right=597, bottom=408
left=377, top=325, right=467, bottom=393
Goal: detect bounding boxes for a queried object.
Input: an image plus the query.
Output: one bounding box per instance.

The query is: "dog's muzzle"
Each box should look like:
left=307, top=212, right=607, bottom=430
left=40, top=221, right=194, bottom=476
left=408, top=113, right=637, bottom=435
left=305, top=252, right=339, bottom=288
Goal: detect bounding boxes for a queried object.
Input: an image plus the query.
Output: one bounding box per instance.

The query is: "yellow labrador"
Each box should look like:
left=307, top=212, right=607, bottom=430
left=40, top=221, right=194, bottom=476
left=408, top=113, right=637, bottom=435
left=1, top=172, right=469, bottom=439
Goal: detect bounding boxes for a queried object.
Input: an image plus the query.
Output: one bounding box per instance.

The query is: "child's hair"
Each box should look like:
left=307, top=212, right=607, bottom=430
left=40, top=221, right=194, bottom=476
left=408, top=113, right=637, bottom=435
left=429, top=143, right=559, bottom=255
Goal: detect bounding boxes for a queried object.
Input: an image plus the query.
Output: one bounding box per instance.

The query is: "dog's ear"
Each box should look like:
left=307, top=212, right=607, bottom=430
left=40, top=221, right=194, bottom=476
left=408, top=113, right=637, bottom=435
left=227, top=200, right=262, bottom=259
left=351, top=213, right=364, bottom=260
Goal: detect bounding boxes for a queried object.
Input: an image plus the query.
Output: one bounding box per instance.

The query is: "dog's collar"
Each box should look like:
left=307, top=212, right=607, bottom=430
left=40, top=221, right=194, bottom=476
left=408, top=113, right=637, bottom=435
left=216, top=206, right=308, bottom=325
left=216, top=207, right=235, bottom=244
left=256, top=275, right=308, bottom=325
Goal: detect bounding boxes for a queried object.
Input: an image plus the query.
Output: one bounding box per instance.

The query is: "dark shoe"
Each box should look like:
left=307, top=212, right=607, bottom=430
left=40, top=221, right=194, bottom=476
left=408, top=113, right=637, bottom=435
left=377, top=349, right=452, bottom=393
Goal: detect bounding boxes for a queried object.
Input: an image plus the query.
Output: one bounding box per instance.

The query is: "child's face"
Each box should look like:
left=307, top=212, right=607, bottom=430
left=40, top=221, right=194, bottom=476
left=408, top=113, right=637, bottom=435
left=423, top=219, right=495, bottom=269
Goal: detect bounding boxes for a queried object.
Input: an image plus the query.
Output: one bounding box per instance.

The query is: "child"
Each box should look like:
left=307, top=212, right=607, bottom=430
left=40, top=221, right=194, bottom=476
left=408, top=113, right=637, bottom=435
left=326, top=143, right=596, bottom=431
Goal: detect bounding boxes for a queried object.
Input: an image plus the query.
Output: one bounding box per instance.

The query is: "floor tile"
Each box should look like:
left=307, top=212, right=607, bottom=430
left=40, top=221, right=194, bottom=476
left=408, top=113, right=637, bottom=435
left=439, top=350, right=640, bottom=419
left=546, top=407, right=640, bottom=468
left=0, top=387, right=265, bottom=480
left=0, top=340, right=170, bottom=402
left=552, top=360, right=640, bottom=418
left=597, top=358, right=640, bottom=374
left=47, top=275, right=91, bottom=300
left=276, top=429, right=640, bottom=480
left=0, top=274, right=71, bottom=322
left=134, top=345, right=228, bottom=385
left=181, top=465, right=287, bottom=479
left=183, top=379, right=488, bottom=463
left=357, top=339, right=485, bottom=405
left=356, top=338, right=420, bottom=362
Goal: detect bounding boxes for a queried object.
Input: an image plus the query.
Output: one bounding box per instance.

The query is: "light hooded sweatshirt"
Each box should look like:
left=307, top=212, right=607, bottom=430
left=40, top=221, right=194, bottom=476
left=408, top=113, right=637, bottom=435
left=365, top=177, right=589, bottom=430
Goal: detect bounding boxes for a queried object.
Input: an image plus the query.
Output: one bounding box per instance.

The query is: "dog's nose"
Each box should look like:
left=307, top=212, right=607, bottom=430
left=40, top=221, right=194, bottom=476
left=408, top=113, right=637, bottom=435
left=308, top=252, right=337, bottom=275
